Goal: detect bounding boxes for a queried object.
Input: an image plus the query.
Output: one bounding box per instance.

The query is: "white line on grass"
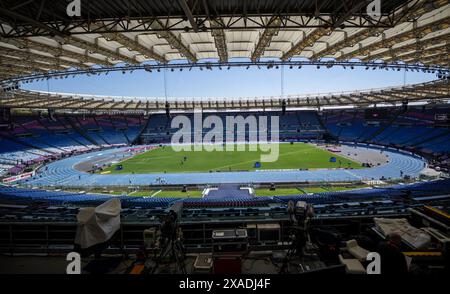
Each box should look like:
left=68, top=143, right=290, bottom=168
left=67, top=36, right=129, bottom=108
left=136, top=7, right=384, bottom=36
left=151, top=190, right=162, bottom=197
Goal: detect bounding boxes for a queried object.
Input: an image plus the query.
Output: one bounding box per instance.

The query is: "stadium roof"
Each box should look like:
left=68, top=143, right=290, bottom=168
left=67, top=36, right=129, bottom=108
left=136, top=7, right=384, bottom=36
left=0, top=0, right=449, bottom=81
left=1, top=79, right=448, bottom=112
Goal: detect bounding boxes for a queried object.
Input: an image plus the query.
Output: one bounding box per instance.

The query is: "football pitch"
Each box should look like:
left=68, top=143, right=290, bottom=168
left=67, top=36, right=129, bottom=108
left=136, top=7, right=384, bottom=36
left=103, top=143, right=362, bottom=174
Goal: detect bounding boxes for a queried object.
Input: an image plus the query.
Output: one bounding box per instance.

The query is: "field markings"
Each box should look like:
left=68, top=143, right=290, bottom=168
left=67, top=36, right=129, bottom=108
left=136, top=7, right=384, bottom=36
left=210, top=148, right=318, bottom=171
left=344, top=170, right=363, bottom=180
left=107, top=143, right=357, bottom=173
left=150, top=190, right=162, bottom=197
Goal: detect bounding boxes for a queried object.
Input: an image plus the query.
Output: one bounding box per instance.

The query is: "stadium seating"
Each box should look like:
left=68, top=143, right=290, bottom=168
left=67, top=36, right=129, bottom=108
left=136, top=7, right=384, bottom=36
left=2, top=178, right=449, bottom=207
left=322, top=107, right=450, bottom=157
left=1, top=107, right=448, bottom=205
left=139, top=111, right=326, bottom=144
left=0, top=113, right=145, bottom=175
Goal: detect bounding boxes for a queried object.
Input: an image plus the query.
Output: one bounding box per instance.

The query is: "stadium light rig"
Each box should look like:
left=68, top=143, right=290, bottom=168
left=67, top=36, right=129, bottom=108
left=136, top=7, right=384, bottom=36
left=2, top=61, right=448, bottom=84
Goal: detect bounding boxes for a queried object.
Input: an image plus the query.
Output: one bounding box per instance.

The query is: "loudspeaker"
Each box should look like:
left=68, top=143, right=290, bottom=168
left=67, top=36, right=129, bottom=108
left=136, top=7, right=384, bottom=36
left=48, top=108, right=55, bottom=120
left=165, top=101, right=170, bottom=117
left=402, top=100, right=408, bottom=112
left=2, top=108, right=10, bottom=121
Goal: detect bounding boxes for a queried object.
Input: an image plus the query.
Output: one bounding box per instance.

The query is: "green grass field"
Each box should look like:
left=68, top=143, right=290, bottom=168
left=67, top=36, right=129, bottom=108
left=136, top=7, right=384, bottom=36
left=254, top=185, right=368, bottom=197
left=154, top=190, right=204, bottom=198
left=82, top=185, right=368, bottom=198
left=102, top=143, right=362, bottom=174
left=255, top=188, right=303, bottom=197
left=89, top=189, right=204, bottom=198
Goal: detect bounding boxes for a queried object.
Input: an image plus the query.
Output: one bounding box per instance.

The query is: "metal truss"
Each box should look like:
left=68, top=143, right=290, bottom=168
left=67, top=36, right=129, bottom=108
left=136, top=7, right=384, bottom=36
left=150, top=20, right=197, bottom=63
left=0, top=47, right=89, bottom=69
left=1, top=60, right=448, bottom=85
left=423, top=53, right=450, bottom=66
left=282, top=27, right=333, bottom=60
left=364, top=33, right=450, bottom=62
left=282, top=0, right=372, bottom=60
left=310, top=0, right=450, bottom=60
left=403, top=45, right=450, bottom=63
left=0, top=0, right=424, bottom=38
left=1, top=79, right=448, bottom=112
left=210, top=19, right=228, bottom=63
left=0, top=31, right=147, bottom=67
left=100, top=31, right=166, bottom=63
left=89, top=22, right=165, bottom=63
left=0, top=36, right=111, bottom=67
left=338, top=16, right=450, bottom=61
left=61, top=35, right=139, bottom=65
left=0, top=1, right=447, bottom=78
left=0, top=65, right=34, bottom=76
left=251, top=16, right=282, bottom=62
left=0, top=55, right=65, bottom=71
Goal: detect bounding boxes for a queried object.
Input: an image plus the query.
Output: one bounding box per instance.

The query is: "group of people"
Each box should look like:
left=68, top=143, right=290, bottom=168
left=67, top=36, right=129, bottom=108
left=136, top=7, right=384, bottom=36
left=155, top=177, right=167, bottom=184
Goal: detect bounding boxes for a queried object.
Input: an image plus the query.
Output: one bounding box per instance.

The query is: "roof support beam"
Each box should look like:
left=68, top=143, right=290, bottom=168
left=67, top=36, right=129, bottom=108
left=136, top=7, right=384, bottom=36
left=95, top=100, right=116, bottom=109
left=178, top=0, right=199, bottom=32
left=102, top=32, right=166, bottom=63
left=210, top=19, right=228, bottom=63
left=15, top=99, right=59, bottom=108
left=0, top=6, right=68, bottom=39
left=0, top=37, right=109, bottom=66
left=350, top=94, right=375, bottom=104
left=251, top=16, right=282, bottom=62
left=89, top=22, right=165, bottom=63
left=338, top=95, right=357, bottom=104
left=0, top=65, right=34, bottom=75
left=151, top=20, right=197, bottom=62
left=0, top=96, right=32, bottom=105
left=63, top=36, right=138, bottom=65
left=2, top=79, right=448, bottom=111
left=1, top=63, right=48, bottom=74
left=364, top=93, right=392, bottom=103
left=134, top=101, right=142, bottom=110
left=332, top=0, right=373, bottom=29
left=6, top=98, right=44, bottom=108
left=52, top=99, right=86, bottom=108
left=311, top=0, right=450, bottom=60
left=282, top=27, right=332, bottom=60
left=0, top=47, right=89, bottom=69
left=420, top=51, right=450, bottom=64
left=364, top=33, right=450, bottom=62
left=338, top=17, right=450, bottom=61
left=0, top=55, right=66, bottom=71
left=390, top=91, right=431, bottom=100
left=282, top=0, right=371, bottom=60
left=124, top=100, right=134, bottom=109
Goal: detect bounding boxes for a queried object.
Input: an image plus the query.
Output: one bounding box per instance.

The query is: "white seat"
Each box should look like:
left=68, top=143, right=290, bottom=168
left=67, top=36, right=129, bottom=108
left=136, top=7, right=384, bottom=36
left=339, top=254, right=366, bottom=274
left=346, top=239, right=370, bottom=261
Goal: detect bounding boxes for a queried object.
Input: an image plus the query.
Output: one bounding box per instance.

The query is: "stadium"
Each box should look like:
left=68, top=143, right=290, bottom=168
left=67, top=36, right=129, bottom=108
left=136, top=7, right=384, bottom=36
left=0, top=0, right=449, bottom=277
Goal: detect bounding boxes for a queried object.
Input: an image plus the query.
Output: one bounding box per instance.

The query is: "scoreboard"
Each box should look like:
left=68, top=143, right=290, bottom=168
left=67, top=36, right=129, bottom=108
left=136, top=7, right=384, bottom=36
left=435, top=113, right=450, bottom=126
left=365, top=108, right=389, bottom=121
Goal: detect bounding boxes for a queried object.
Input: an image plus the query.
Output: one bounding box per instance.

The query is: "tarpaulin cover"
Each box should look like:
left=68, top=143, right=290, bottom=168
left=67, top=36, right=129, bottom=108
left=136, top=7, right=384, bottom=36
left=374, top=218, right=431, bottom=250
left=74, top=198, right=121, bottom=249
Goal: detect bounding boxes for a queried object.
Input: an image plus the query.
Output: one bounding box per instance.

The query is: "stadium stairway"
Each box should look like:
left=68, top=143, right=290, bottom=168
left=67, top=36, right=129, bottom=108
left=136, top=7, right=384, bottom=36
left=206, top=184, right=253, bottom=199
left=3, top=178, right=450, bottom=209
left=63, top=116, right=99, bottom=146
left=364, top=108, right=406, bottom=142
left=132, top=114, right=153, bottom=144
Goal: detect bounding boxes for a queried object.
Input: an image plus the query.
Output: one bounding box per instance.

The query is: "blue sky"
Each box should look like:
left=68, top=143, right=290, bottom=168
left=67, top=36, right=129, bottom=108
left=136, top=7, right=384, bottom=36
left=22, top=64, right=436, bottom=99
